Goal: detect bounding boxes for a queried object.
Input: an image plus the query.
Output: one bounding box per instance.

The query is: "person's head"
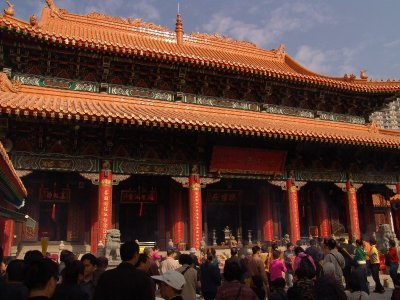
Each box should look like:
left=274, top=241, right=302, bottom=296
left=97, top=256, right=108, bottom=269
left=326, top=238, right=337, bottom=250
left=62, top=260, right=84, bottom=284
left=322, top=262, right=335, bottom=278
left=143, top=247, right=153, bottom=257
left=271, top=243, right=278, bottom=251
left=80, top=253, right=98, bottom=279
left=230, top=247, right=238, bottom=257
left=296, top=240, right=302, bottom=247
left=134, top=253, right=150, bottom=272
left=347, top=237, right=353, bottom=245
left=389, top=240, right=396, bottom=248
left=252, top=245, right=261, bottom=255
left=120, top=241, right=140, bottom=265
left=25, top=258, right=59, bottom=298
left=6, top=259, right=25, bottom=282
left=272, top=250, right=281, bottom=260
left=246, top=248, right=253, bottom=257
left=166, top=249, right=175, bottom=258
left=309, top=239, right=317, bottom=246
left=189, top=248, right=197, bottom=255
left=152, top=270, right=185, bottom=299
left=355, top=239, right=363, bottom=247
left=60, top=250, right=75, bottom=264
left=286, top=242, right=294, bottom=250
left=370, top=238, right=377, bottom=246
left=272, top=277, right=286, bottom=290
left=223, top=261, right=242, bottom=282
left=294, top=246, right=304, bottom=256
left=24, top=250, right=44, bottom=266
left=206, top=254, right=214, bottom=262
left=178, top=254, right=193, bottom=266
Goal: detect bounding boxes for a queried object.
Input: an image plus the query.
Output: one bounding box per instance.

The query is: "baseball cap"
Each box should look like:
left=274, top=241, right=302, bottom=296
left=151, top=270, right=186, bottom=290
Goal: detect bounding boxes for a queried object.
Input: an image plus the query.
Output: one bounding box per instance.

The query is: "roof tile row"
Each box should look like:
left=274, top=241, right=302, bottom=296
left=1, top=85, right=400, bottom=148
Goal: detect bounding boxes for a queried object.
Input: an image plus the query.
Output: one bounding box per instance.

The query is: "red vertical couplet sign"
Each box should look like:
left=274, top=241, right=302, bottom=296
left=346, top=180, right=360, bottom=240
left=2, top=220, right=14, bottom=256
left=260, top=187, right=274, bottom=242
left=172, top=187, right=185, bottom=245
left=189, top=174, right=202, bottom=249
left=319, top=200, right=329, bottom=238
left=396, top=183, right=400, bottom=194
left=98, top=169, right=112, bottom=246
left=287, top=179, right=300, bottom=243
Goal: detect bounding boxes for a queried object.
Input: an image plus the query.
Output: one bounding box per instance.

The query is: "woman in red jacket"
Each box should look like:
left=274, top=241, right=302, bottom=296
left=386, top=240, right=400, bottom=287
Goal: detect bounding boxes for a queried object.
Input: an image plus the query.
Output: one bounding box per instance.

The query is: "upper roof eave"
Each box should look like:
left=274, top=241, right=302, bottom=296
left=1, top=8, right=400, bottom=94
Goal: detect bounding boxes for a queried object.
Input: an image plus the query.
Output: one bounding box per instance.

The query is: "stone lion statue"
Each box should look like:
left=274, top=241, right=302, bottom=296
left=376, top=224, right=398, bottom=254
left=105, top=229, right=121, bottom=260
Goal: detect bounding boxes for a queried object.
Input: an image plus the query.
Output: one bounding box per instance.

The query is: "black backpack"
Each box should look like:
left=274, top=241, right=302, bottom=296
left=297, top=254, right=316, bottom=279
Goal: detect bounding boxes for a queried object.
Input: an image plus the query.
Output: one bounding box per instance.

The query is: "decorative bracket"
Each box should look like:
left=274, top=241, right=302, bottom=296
left=15, top=170, right=32, bottom=178
left=386, top=185, right=397, bottom=194
left=334, top=182, right=363, bottom=192
left=269, top=180, right=307, bottom=191
left=171, top=177, right=220, bottom=188
left=79, top=173, right=130, bottom=186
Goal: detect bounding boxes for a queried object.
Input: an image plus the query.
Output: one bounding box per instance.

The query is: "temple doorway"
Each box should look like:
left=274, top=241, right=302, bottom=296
left=116, top=175, right=169, bottom=243
left=38, top=202, right=68, bottom=241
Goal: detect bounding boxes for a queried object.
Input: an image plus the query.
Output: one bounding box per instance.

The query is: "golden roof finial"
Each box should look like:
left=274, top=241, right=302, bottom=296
left=3, top=1, right=14, bottom=16
left=360, top=69, right=368, bottom=80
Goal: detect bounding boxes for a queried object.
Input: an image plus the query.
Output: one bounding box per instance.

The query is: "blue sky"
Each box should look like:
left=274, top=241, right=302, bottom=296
left=9, top=0, right=400, bottom=80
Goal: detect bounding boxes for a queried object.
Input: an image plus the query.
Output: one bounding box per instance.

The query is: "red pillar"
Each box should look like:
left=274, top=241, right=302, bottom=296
left=260, top=186, right=274, bottom=242
left=346, top=180, right=360, bottom=240
left=90, top=185, right=99, bottom=254
left=287, top=178, right=300, bottom=243
left=1, top=219, right=14, bottom=256
left=98, top=166, right=113, bottom=246
left=171, top=183, right=185, bottom=245
left=395, top=183, right=400, bottom=237
left=189, top=174, right=202, bottom=249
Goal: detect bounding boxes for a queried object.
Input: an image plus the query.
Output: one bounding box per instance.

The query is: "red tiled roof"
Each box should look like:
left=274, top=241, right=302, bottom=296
left=1, top=6, right=400, bottom=93
left=0, top=141, right=28, bottom=200
left=1, top=84, right=400, bottom=149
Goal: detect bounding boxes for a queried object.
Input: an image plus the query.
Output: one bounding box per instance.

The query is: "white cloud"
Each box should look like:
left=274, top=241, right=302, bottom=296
left=201, top=1, right=332, bottom=48
left=384, top=40, right=400, bottom=48
left=295, top=45, right=333, bottom=74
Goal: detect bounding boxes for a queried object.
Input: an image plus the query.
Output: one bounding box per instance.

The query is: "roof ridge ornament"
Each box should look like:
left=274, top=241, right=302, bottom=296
left=274, top=44, right=286, bottom=61
left=0, top=72, right=21, bottom=93
left=368, top=120, right=380, bottom=134
left=45, top=0, right=63, bottom=19
left=175, top=6, right=184, bottom=46
left=360, top=69, right=368, bottom=80
left=3, top=1, right=14, bottom=17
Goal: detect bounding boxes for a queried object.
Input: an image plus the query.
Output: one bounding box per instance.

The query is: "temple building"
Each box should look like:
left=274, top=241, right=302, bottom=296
left=1, top=0, right=400, bottom=256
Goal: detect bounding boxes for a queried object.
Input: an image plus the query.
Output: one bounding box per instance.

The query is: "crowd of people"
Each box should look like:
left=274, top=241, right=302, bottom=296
left=0, top=236, right=399, bottom=300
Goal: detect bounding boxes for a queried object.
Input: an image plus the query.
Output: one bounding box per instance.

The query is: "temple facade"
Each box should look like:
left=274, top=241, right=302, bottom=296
left=1, top=0, right=400, bottom=256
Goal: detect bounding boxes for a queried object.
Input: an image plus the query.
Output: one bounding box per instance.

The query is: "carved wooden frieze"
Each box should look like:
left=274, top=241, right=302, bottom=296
left=294, top=170, right=347, bottom=183
left=182, top=94, right=261, bottom=112
left=11, top=153, right=99, bottom=172
left=316, top=111, right=365, bottom=125
left=350, top=172, right=398, bottom=184
left=108, top=84, right=174, bottom=101
left=13, top=73, right=100, bottom=93
left=263, top=104, right=314, bottom=119
left=113, top=160, right=189, bottom=176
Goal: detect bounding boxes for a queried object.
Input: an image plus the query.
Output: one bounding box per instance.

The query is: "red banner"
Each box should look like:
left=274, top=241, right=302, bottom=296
left=98, top=170, right=112, bottom=246
left=319, top=200, right=329, bottom=238
left=260, top=187, right=273, bottom=242
left=189, top=175, right=202, bottom=249
left=171, top=184, right=184, bottom=245
left=287, top=179, right=300, bottom=243
left=210, top=146, right=286, bottom=174
left=346, top=181, right=360, bottom=239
